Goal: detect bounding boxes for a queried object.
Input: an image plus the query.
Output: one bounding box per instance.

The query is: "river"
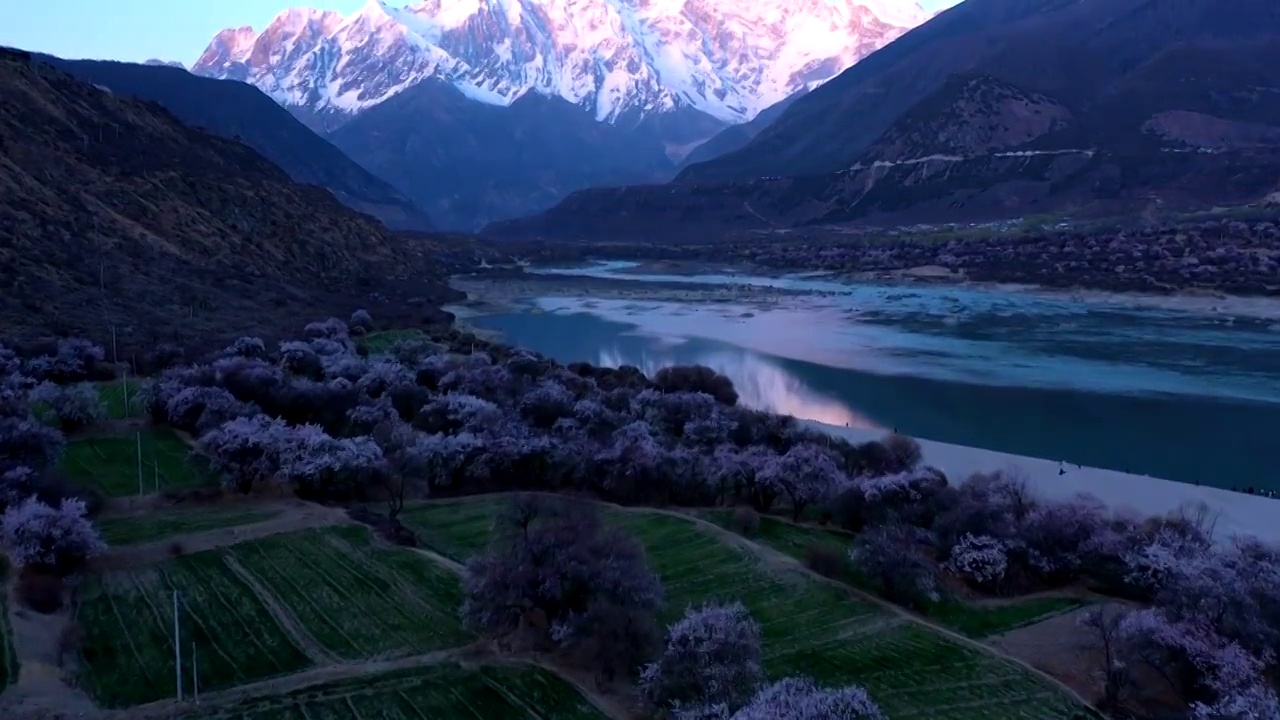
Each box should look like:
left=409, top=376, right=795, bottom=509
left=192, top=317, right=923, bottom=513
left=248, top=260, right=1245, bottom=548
left=454, top=261, right=1280, bottom=491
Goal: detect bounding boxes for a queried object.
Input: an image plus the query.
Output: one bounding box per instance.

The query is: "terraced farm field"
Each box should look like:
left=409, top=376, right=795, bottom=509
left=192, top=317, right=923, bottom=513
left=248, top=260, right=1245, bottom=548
left=190, top=664, right=607, bottom=720
left=77, top=526, right=468, bottom=707
left=702, top=510, right=1087, bottom=638
left=96, top=377, right=144, bottom=419
left=77, top=551, right=311, bottom=707
left=97, top=506, right=281, bottom=545
left=405, top=497, right=1094, bottom=720
left=61, top=428, right=217, bottom=497
left=229, top=526, right=469, bottom=660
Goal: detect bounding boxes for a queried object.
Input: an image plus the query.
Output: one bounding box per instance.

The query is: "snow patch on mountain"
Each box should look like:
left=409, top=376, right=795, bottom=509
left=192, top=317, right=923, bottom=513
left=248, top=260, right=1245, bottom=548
left=193, top=0, right=929, bottom=126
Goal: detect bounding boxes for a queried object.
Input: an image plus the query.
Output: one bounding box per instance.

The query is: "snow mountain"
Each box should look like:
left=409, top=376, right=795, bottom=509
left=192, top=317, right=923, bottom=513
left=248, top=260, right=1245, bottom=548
left=193, top=0, right=929, bottom=131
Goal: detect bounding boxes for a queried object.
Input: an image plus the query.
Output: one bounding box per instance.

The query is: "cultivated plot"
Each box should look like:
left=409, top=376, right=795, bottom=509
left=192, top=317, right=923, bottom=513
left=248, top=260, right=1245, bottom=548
left=97, top=506, right=282, bottom=546
left=61, top=428, right=218, bottom=497
left=77, top=525, right=471, bottom=707
left=77, top=553, right=311, bottom=707
left=226, top=525, right=469, bottom=660
left=189, top=663, right=607, bottom=720
left=407, top=497, right=1093, bottom=720
left=95, top=377, right=145, bottom=419
left=703, top=510, right=1087, bottom=638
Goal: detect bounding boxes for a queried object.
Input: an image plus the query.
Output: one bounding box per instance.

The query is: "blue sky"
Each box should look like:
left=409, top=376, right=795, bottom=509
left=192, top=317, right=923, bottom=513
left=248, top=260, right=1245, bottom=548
left=1, top=0, right=963, bottom=66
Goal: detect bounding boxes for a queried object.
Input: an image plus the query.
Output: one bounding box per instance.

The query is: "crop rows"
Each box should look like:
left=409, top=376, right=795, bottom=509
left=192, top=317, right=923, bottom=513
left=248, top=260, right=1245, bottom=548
left=77, top=525, right=470, bottom=707
left=77, top=553, right=311, bottom=707
left=227, top=526, right=469, bottom=660
left=61, top=428, right=218, bottom=497
left=191, top=663, right=606, bottom=720
left=407, top=497, right=1089, bottom=720
left=703, top=510, right=1088, bottom=638
left=95, top=377, right=145, bottom=419
left=97, top=506, right=281, bottom=545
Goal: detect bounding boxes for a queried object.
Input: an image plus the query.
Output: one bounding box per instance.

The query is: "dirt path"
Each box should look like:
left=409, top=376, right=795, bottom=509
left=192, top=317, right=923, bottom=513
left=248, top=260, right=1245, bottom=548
left=117, top=645, right=487, bottom=719
left=607, top=502, right=1104, bottom=715
left=98, top=502, right=351, bottom=570
left=0, top=579, right=103, bottom=720
left=221, top=555, right=338, bottom=665
left=116, top=642, right=635, bottom=720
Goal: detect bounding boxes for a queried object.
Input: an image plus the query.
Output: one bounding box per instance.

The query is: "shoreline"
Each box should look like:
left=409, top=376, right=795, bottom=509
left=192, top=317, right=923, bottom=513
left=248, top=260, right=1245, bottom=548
left=806, top=420, right=1280, bottom=545
left=457, top=262, right=1280, bottom=321
left=445, top=271, right=1280, bottom=531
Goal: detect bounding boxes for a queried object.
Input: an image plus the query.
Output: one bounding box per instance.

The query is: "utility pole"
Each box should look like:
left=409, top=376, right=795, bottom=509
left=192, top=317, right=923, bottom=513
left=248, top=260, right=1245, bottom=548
left=136, top=432, right=143, bottom=496
left=111, top=326, right=118, bottom=364
left=121, top=368, right=128, bottom=420
left=174, top=591, right=183, bottom=702
left=192, top=642, right=199, bottom=703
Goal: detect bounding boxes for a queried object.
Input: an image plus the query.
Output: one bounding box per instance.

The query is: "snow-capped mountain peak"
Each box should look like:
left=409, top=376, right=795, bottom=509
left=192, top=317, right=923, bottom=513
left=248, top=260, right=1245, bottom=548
left=193, top=0, right=930, bottom=129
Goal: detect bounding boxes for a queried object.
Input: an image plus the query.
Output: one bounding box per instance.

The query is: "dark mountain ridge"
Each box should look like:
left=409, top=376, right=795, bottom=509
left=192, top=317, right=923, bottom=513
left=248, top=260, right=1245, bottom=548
left=489, top=0, right=1280, bottom=239
left=0, top=47, right=459, bottom=355
left=328, top=78, right=684, bottom=232
left=35, top=54, right=434, bottom=231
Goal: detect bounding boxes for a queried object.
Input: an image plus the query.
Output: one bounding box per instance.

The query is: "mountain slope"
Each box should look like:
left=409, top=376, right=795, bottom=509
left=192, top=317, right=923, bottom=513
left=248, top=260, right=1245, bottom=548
left=488, top=33, right=1280, bottom=237
left=193, top=0, right=929, bottom=132
left=682, top=0, right=1280, bottom=183
left=328, top=77, right=677, bottom=230
left=38, top=55, right=434, bottom=231
left=679, top=89, right=810, bottom=169
left=0, top=47, right=458, bottom=353
left=489, top=0, right=1280, bottom=238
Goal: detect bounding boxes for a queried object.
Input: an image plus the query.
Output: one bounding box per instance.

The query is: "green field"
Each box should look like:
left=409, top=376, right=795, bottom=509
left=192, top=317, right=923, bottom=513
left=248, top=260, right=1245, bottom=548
left=60, top=428, right=218, bottom=497
left=703, top=510, right=1087, bottom=637
left=77, top=552, right=312, bottom=707
left=77, top=526, right=469, bottom=707
left=229, top=526, right=469, bottom=660
left=405, top=498, right=1091, bottom=720
left=360, top=329, right=430, bottom=355
left=190, top=664, right=606, bottom=720
left=96, top=377, right=146, bottom=420
left=97, top=506, right=282, bottom=545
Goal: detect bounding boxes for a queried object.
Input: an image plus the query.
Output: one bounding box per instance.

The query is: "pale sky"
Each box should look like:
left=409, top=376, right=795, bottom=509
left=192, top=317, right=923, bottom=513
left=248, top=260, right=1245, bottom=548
left=1, top=0, right=963, bottom=67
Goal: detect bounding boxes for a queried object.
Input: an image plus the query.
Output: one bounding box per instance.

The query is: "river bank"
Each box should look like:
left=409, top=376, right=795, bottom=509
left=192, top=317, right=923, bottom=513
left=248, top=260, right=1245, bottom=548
left=446, top=264, right=1280, bottom=491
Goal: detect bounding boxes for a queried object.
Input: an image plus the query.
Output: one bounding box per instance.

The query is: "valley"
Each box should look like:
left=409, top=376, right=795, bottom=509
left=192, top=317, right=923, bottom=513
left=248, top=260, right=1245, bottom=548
left=3, top=0, right=1280, bottom=718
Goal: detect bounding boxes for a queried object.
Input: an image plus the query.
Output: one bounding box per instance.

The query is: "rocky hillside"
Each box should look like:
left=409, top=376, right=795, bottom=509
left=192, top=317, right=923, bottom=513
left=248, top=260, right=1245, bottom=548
left=38, top=55, right=434, bottom=231
left=680, top=0, right=1280, bottom=183
left=0, top=48, right=460, bottom=354
left=491, top=0, right=1280, bottom=238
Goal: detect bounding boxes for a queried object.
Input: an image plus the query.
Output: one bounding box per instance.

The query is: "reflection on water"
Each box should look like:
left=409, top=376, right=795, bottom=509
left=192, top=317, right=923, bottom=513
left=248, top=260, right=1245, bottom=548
left=467, top=262, right=1280, bottom=489
left=596, top=347, right=881, bottom=429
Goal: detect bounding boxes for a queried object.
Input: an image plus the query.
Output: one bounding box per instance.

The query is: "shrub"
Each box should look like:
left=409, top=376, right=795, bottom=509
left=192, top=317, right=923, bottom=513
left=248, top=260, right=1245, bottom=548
left=653, top=365, right=739, bottom=406
left=640, top=602, right=764, bottom=715
left=460, top=495, right=663, bottom=676
left=758, top=443, right=847, bottom=521
left=0, top=415, right=66, bottom=473
left=221, top=336, right=267, bottom=359
left=304, top=318, right=350, bottom=340
left=349, top=309, right=374, bottom=334
left=29, top=382, right=105, bottom=432
left=850, top=524, right=940, bottom=609
left=945, top=533, right=1009, bottom=591
left=164, top=385, right=257, bottom=434
left=0, top=496, right=105, bottom=574
left=730, top=677, right=884, bottom=720
left=730, top=506, right=760, bottom=535
left=24, top=339, right=108, bottom=384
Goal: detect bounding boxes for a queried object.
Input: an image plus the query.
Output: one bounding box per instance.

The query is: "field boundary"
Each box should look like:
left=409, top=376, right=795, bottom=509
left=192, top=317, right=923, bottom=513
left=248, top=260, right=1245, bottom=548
left=420, top=492, right=1103, bottom=716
